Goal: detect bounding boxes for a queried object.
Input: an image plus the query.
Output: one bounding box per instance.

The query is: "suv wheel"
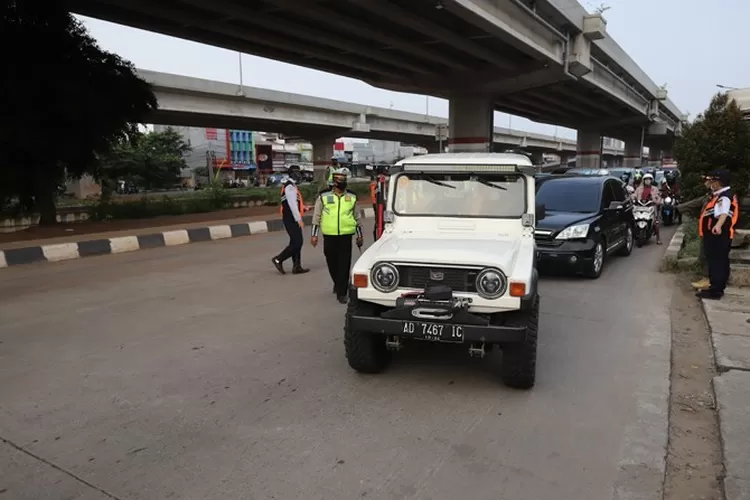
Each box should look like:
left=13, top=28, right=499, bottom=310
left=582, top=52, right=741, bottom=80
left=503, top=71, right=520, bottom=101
left=617, top=225, right=634, bottom=257
left=344, top=295, right=391, bottom=373
left=500, top=295, right=539, bottom=389
left=584, top=240, right=605, bottom=279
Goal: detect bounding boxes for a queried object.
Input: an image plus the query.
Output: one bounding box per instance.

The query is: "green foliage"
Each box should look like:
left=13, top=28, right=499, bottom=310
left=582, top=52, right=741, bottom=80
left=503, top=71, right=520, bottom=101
left=674, top=93, right=750, bottom=201
left=1, top=3, right=157, bottom=224
left=85, top=182, right=371, bottom=221
left=97, top=128, right=191, bottom=194
left=680, top=221, right=701, bottom=259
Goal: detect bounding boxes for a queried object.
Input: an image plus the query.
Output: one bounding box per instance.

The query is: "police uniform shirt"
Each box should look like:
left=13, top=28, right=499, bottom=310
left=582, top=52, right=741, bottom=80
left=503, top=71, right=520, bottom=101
left=282, top=180, right=302, bottom=223
left=712, top=186, right=732, bottom=217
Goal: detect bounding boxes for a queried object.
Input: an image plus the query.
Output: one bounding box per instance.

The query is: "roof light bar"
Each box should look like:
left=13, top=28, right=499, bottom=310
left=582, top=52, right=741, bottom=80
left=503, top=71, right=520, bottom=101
left=400, top=164, right=520, bottom=173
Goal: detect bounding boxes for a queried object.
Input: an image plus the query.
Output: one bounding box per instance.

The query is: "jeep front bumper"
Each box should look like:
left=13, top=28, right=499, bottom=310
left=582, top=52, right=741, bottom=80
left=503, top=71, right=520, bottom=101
left=349, top=315, right=527, bottom=344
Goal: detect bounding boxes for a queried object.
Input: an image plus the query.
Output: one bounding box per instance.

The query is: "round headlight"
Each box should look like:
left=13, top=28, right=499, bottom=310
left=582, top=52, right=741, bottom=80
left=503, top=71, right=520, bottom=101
left=371, top=263, right=399, bottom=293
left=475, top=268, right=507, bottom=299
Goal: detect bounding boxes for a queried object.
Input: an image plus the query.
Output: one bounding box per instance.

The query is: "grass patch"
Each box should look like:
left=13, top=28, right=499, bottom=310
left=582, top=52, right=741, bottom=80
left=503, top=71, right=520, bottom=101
left=679, top=220, right=700, bottom=259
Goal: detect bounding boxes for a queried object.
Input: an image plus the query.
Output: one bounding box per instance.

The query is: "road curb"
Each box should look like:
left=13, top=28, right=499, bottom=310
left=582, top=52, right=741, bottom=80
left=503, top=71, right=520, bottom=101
left=0, top=207, right=376, bottom=269
left=660, top=224, right=685, bottom=271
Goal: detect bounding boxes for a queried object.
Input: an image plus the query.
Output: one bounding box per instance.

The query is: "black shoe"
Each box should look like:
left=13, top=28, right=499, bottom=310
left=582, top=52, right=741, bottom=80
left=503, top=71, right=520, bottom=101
left=292, top=266, right=309, bottom=274
left=271, top=257, right=285, bottom=275
left=336, top=295, right=348, bottom=304
left=696, top=289, right=723, bottom=300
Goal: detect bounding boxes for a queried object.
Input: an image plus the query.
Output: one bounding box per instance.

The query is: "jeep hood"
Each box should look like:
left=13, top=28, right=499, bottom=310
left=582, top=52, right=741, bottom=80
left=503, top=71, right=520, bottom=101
left=371, top=234, right=521, bottom=273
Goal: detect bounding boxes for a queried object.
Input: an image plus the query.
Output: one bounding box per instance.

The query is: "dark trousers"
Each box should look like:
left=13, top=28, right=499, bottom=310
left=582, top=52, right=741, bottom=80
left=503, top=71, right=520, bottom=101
left=277, top=217, right=303, bottom=267
left=703, top=234, right=732, bottom=293
left=324, top=234, right=353, bottom=297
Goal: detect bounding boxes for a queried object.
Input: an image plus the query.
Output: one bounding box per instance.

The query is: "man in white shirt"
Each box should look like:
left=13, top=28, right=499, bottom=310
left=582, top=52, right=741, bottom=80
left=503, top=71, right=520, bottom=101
left=697, top=169, right=739, bottom=300
left=272, top=166, right=309, bottom=275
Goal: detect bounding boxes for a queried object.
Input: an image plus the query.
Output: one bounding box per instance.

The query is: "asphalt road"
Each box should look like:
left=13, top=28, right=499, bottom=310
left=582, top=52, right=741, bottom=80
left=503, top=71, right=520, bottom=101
left=0, top=224, right=676, bottom=500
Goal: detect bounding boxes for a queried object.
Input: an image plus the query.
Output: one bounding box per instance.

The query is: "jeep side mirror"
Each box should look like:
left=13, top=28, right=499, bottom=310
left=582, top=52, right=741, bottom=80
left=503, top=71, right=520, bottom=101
left=536, top=204, right=546, bottom=221
left=607, top=201, right=623, bottom=211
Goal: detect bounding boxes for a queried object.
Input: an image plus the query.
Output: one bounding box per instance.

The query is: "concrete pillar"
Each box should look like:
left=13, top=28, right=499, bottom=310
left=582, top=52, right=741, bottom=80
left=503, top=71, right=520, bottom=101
left=425, top=142, right=443, bottom=154
left=623, top=138, right=642, bottom=169
left=311, top=138, right=335, bottom=185
left=662, top=146, right=674, bottom=164
left=648, top=146, right=661, bottom=168
left=576, top=129, right=601, bottom=168
left=530, top=152, right=544, bottom=166
left=447, top=95, right=493, bottom=153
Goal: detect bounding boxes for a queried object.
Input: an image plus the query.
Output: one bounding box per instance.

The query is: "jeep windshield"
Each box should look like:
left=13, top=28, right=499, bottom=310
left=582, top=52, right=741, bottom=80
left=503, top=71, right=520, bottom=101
left=392, top=172, right=526, bottom=218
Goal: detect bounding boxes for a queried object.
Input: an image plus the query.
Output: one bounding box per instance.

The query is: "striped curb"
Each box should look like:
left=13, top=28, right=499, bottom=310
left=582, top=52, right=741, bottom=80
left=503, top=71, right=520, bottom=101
left=0, top=207, right=376, bottom=269
left=664, top=225, right=685, bottom=260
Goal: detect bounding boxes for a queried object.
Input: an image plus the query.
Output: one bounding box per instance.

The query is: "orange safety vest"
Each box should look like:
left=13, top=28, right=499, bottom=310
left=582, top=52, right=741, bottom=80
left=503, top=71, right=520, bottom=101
left=279, top=184, right=305, bottom=216
left=699, top=190, right=739, bottom=238
left=369, top=181, right=377, bottom=204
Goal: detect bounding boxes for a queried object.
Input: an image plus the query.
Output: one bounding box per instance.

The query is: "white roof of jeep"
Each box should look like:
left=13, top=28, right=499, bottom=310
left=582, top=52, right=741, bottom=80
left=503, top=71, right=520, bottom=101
left=396, top=152, right=533, bottom=167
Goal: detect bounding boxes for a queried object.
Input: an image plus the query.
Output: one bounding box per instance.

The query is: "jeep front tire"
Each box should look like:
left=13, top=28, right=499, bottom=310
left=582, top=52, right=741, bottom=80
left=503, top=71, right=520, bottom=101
left=344, top=295, right=391, bottom=373
left=500, top=295, right=539, bottom=389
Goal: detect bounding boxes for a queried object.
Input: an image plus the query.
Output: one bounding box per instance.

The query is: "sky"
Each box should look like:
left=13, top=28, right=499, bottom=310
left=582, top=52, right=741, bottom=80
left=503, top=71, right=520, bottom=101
left=76, top=0, right=749, bottom=141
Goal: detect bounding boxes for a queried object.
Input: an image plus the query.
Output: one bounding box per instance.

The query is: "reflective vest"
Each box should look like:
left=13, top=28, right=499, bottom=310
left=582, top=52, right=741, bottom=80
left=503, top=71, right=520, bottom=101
left=369, top=181, right=377, bottom=204
left=279, top=184, right=304, bottom=217
left=320, top=191, right=358, bottom=236
left=326, top=168, right=334, bottom=186
left=699, top=189, right=739, bottom=238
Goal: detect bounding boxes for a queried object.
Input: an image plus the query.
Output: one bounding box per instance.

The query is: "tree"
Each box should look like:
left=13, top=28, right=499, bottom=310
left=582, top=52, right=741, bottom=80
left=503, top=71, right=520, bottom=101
left=97, top=128, right=191, bottom=196
left=673, top=92, right=750, bottom=203
left=1, top=1, right=157, bottom=224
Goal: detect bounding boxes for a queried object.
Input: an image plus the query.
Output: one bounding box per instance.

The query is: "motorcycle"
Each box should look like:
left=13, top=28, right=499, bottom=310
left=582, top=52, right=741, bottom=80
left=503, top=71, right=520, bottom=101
left=661, top=194, right=678, bottom=226
left=633, top=199, right=657, bottom=247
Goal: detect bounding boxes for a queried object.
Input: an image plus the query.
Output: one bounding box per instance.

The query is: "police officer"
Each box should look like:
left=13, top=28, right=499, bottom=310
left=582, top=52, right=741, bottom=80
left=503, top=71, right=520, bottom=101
left=311, top=167, right=364, bottom=304
left=323, top=156, right=338, bottom=191
left=697, top=169, right=740, bottom=300
left=271, top=166, right=309, bottom=275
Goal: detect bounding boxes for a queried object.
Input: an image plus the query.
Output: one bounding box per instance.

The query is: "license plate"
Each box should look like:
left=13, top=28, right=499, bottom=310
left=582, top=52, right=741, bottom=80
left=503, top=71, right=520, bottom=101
left=401, top=321, right=465, bottom=343
left=637, top=221, right=647, bottom=228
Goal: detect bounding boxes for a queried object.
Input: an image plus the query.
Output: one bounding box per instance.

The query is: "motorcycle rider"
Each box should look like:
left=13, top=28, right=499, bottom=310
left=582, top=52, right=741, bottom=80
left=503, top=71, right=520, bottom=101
left=633, top=173, right=662, bottom=244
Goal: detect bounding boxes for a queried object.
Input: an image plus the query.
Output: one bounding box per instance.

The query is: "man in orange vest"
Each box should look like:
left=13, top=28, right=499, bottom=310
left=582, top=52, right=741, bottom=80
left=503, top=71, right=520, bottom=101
left=696, top=169, right=740, bottom=300
left=272, top=166, right=309, bottom=275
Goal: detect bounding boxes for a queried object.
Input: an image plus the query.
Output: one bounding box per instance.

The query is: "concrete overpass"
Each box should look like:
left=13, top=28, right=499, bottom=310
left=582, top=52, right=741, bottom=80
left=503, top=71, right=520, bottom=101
left=138, top=69, right=625, bottom=165
left=71, top=0, right=683, bottom=167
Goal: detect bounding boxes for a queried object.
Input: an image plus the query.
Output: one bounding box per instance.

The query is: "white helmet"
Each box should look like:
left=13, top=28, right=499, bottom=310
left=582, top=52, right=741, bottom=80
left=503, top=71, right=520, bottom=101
left=643, top=173, right=654, bottom=182
left=332, top=167, right=350, bottom=177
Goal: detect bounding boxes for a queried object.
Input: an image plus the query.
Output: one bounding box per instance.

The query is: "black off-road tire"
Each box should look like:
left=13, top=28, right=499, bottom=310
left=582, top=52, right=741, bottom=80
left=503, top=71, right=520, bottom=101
left=500, top=295, right=539, bottom=389
left=344, top=296, right=391, bottom=374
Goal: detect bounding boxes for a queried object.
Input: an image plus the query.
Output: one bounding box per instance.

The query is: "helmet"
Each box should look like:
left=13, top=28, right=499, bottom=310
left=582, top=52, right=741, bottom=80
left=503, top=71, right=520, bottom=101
left=643, top=173, right=654, bottom=182
left=330, top=156, right=339, bottom=164
left=332, top=167, right=350, bottom=177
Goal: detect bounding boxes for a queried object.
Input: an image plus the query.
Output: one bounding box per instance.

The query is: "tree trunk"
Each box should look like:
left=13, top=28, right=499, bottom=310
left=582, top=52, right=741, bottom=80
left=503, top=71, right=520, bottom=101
left=34, top=170, right=58, bottom=226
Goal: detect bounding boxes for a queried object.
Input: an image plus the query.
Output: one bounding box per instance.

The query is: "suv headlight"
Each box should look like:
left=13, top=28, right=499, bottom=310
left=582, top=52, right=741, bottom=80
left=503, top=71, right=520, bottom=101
left=555, top=223, right=590, bottom=240
left=475, top=268, right=507, bottom=299
left=370, top=262, right=399, bottom=293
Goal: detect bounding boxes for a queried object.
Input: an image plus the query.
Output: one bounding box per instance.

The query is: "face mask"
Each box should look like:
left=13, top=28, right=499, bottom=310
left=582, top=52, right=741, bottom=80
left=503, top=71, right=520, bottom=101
left=644, top=180, right=651, bottom=186
left=334, top=180, right=347, bottom=190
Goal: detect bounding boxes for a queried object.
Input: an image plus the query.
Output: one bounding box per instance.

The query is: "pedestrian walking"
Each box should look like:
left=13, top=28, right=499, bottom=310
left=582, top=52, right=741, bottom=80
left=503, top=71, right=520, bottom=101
left=310, top=167, right=364, bottom=304
left=696, top=169, right=740, bottom=300
left=271, top=166, right=309, bottom=275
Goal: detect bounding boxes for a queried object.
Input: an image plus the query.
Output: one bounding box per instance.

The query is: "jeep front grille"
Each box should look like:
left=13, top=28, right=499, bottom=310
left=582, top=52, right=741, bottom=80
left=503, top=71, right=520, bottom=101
left=396, top=266, right=479, bottom=293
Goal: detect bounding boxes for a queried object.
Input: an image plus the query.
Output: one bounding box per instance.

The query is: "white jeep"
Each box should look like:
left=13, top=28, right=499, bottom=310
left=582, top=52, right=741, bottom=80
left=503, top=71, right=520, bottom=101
left=344, top=153, right=541, bottom=389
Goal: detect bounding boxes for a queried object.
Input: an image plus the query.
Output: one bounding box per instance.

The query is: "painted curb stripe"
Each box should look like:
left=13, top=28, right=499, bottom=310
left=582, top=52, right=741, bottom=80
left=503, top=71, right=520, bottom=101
left=1, top=210, right=375, bottom=268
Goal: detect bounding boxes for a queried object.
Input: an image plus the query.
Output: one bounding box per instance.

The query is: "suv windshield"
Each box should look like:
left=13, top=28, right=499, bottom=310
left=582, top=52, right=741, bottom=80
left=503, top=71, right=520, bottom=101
left=536, top=180, right=600, bottom=213
left=392, top=172, right=526, bottom=218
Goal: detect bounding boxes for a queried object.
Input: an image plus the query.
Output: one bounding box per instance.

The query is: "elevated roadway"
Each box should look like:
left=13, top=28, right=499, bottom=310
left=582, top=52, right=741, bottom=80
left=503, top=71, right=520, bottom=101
left=139, top=69, right=625, bottom=158
left=72, top=0, right=685, bottom=149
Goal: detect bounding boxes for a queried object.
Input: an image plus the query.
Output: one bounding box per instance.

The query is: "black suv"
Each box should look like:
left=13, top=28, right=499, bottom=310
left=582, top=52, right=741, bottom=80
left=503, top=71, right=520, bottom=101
left=534, top=176, right=634, bottom=278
